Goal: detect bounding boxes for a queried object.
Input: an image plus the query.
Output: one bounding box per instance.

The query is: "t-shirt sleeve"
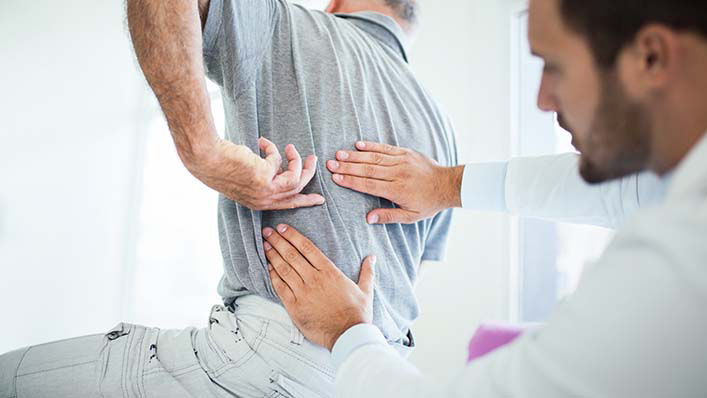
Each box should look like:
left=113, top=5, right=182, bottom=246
left=201, top=0, right=284, bottom=97
left=421, top=114, right=459, bottom=262
left=421, top=208, right=454, bottom=262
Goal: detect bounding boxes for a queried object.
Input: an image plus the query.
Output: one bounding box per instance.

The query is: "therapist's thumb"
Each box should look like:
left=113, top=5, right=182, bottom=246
left=367, top=209, right=419, bottom=225
left=357, top=256, right=376, bottom=296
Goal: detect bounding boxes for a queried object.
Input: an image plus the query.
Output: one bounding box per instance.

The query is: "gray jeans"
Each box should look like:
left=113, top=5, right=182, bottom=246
left=0, top=295, right=335, bottom=397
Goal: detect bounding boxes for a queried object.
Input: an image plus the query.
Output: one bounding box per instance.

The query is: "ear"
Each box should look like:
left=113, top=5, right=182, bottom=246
left=631, top=24, right=680, bottom=89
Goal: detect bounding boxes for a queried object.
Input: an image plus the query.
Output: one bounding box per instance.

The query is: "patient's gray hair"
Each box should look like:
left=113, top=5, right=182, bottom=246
left=383, top=0, right=418, bottom=25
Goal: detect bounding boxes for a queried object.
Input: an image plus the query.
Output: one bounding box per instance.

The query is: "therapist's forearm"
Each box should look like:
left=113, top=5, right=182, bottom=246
left=503, top=154, right=666, bottom=228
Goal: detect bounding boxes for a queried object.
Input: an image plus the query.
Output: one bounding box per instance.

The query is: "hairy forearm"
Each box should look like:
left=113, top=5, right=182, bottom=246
left=126, top=0, right=216, bottom=166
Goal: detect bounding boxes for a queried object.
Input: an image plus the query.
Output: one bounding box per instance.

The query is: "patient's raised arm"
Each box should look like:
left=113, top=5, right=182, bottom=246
left=125, top=0, right=324, bottom=210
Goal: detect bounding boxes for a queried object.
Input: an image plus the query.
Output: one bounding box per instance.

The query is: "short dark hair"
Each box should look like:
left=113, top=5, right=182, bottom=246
left=559, top=0, right=707, bottom=68
left=383, top=0, right=418, bottom=25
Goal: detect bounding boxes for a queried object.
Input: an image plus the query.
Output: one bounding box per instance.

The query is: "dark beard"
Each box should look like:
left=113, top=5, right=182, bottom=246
left=578, top=72, right=653, bottom=184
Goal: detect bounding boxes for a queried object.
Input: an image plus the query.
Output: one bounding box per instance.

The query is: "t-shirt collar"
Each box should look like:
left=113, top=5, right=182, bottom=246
left=335, top=11, right=410, bottom=63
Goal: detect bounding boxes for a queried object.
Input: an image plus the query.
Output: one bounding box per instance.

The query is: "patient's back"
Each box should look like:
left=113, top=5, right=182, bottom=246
left=202, top=0, right=457, bottom=351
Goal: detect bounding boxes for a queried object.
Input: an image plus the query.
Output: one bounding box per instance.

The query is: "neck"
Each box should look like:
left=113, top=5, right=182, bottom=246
left=326, top=1, right=413, bottom=37
left=650, top=41, right=707, bottom=175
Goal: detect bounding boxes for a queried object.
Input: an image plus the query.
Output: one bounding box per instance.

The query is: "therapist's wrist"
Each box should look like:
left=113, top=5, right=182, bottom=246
left=331, top=323, right=388, bottom=369
left=326, top=320, right=367, bottom=352
left=439, top=165, right=464, bottom=209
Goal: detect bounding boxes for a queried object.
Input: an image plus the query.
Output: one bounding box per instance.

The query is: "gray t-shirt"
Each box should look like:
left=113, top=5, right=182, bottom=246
left=202, top=0, right=458, bottom=351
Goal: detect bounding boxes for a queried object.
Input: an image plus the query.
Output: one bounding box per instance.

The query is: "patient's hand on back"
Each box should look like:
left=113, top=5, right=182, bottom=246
left=187, top=136, right=325, bottom=211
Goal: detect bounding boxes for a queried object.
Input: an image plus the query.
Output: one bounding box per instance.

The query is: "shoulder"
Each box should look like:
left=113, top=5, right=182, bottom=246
left=599, top=199, right=707, bottom=280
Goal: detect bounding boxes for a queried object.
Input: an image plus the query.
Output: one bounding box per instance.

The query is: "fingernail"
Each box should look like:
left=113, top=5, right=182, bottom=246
left=371, top=256, right=377, bottom=266
left=333, top=174, right=343, bottom=182
left=277, top=224, right=288, bottom=233
left=368, top=214, right=379, bottom=224
left=268, top=263, right=273, bottom=271
left=337, top=151, right=349, bottom=160
left=317, top=196, right=326, bottom=205
left=264, top=241, right=273, bottom=251
left=263, top=228, right=273, bottom=238
left=357, top=141, right=366, bottom=149
left=327, top=160, right=339, bottom=170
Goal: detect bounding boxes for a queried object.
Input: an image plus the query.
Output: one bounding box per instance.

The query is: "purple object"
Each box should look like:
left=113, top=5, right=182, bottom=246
left=467, top=323, right=527, bottom=363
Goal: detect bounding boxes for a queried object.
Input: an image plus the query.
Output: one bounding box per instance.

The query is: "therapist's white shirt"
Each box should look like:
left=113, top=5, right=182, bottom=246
left=331, top=135, right=707, bottom=397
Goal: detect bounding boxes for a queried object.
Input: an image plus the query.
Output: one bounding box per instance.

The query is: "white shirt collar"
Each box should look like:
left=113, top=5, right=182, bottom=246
left=665, top=131, right=707, bottom=203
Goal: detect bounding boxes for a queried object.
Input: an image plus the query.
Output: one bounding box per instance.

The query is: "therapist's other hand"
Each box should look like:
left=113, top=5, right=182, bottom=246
left=262, top=224, right=376, bottom=351
left=186, top=137, right=325, bottom=211
left=327, top=141, right=464, bottom=224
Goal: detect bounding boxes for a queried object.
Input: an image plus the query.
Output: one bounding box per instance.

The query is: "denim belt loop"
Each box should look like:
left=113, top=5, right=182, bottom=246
left=289, top=325, right=305, bottom=346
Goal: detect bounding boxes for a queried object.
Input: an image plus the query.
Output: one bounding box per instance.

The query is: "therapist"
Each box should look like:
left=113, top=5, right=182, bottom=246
left=262, top=0, right=707, bottom=396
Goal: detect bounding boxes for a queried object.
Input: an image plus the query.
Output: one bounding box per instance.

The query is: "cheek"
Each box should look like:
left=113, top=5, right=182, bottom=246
left=561, top=69, right=601, bottom=139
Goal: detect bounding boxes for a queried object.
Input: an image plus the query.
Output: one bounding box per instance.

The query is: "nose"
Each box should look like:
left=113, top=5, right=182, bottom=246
left=536, top=74, right=558, bottom=112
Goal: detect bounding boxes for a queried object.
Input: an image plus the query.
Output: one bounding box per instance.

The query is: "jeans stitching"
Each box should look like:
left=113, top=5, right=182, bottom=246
left=209, top=319, right=269, bottom=379
left=15, top=359, right=98, bottom=377
left=11, top=347, right=31, bottom=398
left=18, top=334, right=103, bottom=350
left=137, top=327, right=149, bottom=398
left=259, top=339, right=334, bottom=378
left=122, top=324, right=134, bottom=398
left=142, top=363, right=201, bottom=378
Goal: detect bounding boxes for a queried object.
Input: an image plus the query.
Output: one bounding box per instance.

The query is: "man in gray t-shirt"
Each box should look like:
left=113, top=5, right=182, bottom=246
left=0, top=0, right=459, bottom=395
left=202, top=0, right=458, bottom=353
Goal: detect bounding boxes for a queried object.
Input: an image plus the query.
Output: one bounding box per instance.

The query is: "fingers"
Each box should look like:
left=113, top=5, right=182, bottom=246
left=259, top=137, right=283, bottom=172
left=271, top=144, right=304, bottom=191
left=257, top=139, right=321, bottom=201
left=354, top=141, right=408, bottom=156
left=366, top=208, right=421, bottom=225
left=335, top=150, right=398, bottom=166
left=357, top=256, right=377, bottom=296
left=331, top=174, right=390, bottom=199
left=263, top=225, right=317, bottom=279
left=265, top=193, right=325, bottom=210
left=268, top=264, right=296, bottom=304
left=299, top=154, right=318, bottom=188
left=263, top=232, right=306, bottom=291
left=269, top=154, right=320, bottom=200
left=285, top=144, right=303, bottom=182
left=327, top=160, right=393, bottom=181
left=271, top=224, right=333, bottom=271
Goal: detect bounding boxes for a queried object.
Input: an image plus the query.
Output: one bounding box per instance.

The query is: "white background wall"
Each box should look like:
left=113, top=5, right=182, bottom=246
left=0, top=0, right=148, bottom=350
left=408, top=0, right=519, bottom=381
left=0, top=0, right=521, bottom=382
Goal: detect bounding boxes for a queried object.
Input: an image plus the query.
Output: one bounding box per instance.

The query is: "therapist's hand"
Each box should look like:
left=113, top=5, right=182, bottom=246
left=327, top=141, right=465, bottom=224
left=262, top=224, right=376, bottom=351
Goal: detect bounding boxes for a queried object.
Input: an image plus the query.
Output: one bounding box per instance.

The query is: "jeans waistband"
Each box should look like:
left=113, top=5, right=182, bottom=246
left=229, top=294, right=415, bottom=359
left=231, top=294, right=296, bottom=328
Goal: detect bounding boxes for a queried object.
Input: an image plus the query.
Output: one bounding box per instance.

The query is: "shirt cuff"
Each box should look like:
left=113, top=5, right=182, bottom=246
left=331, top=323, right=388, bottom=369
left=461, top=162, right=509, bottom=212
